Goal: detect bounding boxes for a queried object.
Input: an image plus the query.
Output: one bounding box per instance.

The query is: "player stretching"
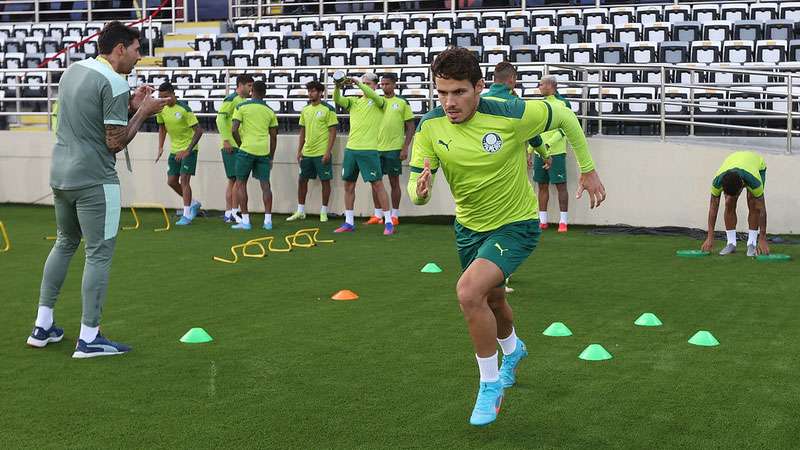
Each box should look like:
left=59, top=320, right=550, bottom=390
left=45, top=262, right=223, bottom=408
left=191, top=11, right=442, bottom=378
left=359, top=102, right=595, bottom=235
left=701, top=151, right=769, bottom=256
left=155, top=82, right=204, bottom=225
left=363, top=73, right=415, bottom=226
left=408, top=48, right=606, bottom=426
left=286, top=81, right=338, bottom=223
left=28, top=22, right=167, bottom=357
left=230, top=81, right=279, bottom=230
left=216, top=74, right=253, bottom=223
left=333, top=73, right=394, bottom=235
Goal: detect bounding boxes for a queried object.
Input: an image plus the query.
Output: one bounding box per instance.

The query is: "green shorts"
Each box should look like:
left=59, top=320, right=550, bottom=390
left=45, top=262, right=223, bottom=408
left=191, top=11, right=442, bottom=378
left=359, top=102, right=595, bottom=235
left=379, top=150, right=403, bottom=177
left=299, top=155, right=333, bottom=181
left=533, top=153, right=567, bottom=185
left=167, top=151, right=198, bottom=176
left=454, top=219, right=540, bottom=279
left=235, top=151, right=271, bottom=181
left=221, top=148, right=239, bottom=179
left=342, top=148, right=382, bottom=183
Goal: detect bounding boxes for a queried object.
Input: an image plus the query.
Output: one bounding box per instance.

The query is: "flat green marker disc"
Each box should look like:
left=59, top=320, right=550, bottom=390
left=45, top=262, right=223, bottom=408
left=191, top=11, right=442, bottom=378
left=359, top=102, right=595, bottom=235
left=676, top=250, right=710, bottom=258
left=755, top=254, right=791, bottom=262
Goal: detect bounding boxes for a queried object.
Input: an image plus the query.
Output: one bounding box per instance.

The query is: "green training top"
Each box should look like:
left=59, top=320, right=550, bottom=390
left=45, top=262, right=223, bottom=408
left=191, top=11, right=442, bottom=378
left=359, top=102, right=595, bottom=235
left=711, top=151, right=767, bottom=198
left=530, top=93, right=574, bottom=157
left=481, top=83, right=518, bottom=102
left=334, top=82, right=385, bottom=151
left=407, top=97, right=590, bottom=232
left=216, top=92, right=247, bottom=147
left=378, top=95, right=414, bottom=152
left=299, top=102, right=338, bottom=157
left=50, top=56, right=129, bottom=190
left=232, top=99, right=278, bottom=156
left=156, top=101, right=200, bottom=154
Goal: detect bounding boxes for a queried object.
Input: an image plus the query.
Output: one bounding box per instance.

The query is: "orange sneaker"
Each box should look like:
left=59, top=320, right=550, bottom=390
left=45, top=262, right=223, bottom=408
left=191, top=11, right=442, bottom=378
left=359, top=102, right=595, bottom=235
left=540, top=222, right=549, bottom=230
left=391, top=216, right=399, bottom=226
left=558, top=223, right=568, bottom=233
left=364, top=216, right=383, bottom=225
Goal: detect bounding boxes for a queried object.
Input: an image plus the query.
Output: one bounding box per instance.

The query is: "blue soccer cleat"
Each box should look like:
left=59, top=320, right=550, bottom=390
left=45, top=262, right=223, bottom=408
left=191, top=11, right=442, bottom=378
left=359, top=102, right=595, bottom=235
left=262, top=222, right=273, bottom=230
left=27, top=324, right=64, bottom=348
left=499, top=339, right=528, bottom=388
left=231, top=223, right=252, bottom=230
left=72, top=334, right=131, bottom=359
left=469, top=379, right=504, bottom=426
left=189, top=200, right=202, bottom=219
left=176, top=216, right=192, bottom=226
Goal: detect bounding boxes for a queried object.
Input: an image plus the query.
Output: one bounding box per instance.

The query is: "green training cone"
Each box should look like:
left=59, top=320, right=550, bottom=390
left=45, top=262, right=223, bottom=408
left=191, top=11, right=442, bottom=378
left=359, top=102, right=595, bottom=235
left=755, top=254, right=791, bottom=262
left=579, top=344, right=613, bottom=361
left=180, top=327, right=213, bottom=344
left=676, top=250, right=710, bottom=258
left=688, top=330, right=719, bottom=347
left=635, top=313, right=663, bottom=327
left=542, top=322, right=573, bottom=337
left=420, top=263, right=443, bottom=273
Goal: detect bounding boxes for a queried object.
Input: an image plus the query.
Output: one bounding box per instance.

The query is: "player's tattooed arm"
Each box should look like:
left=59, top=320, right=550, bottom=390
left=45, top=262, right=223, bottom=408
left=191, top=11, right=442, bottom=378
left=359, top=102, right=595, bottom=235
left=106, top=95, right=167, bottom=153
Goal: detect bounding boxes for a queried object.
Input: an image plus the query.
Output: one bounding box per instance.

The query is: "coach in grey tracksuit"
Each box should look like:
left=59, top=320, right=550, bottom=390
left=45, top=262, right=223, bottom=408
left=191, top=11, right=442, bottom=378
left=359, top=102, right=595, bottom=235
left=27, top=21, right=166, bottom=358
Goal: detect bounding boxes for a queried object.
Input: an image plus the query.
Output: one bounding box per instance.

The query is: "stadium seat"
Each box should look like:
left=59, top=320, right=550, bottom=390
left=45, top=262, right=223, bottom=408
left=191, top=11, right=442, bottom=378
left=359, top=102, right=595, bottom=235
left=675, top=63, right=707, bottom=85
left=49, top=24, right=65, bottom=40
left=197, top=71, right=218, bottom=90
left=782, top=2, right=800, bottom=21
left=67, top=24, right=85, bottom=38
left=457, top=12, right=481, bottom=30
left=764, top=20, right=794, bottom=41
left=480, top=12, right=504, bottom=29
left=427, top=29, right=451, bottom=48
left=433, top=13, right=455, bottom=30
left=589, top=87, right=622, bottom=134
left=3, top=38, right=23, bottom=53
left=598, top=43, right=627, bottom=64
left=172, top=70, right=194, bottom=90
left=378, top=30, right=400, bottom=48
left=377, top=48, right=401, bottom=65
left=532, top=10, right=555, bottom=28
left=216, top=34, right=238, bottom=53
left=207, top=51, right=229, bottom=67
left=269, top=71, right=293, bottom=89
left=353, top=31, right=377, bottom=48
left=287, top=88, right=307, bottom=115
left=277, top=19, right=296, bottom=34
left=636, top=6, right=662, bottom=25
left=234, top=20, right=253, bottom=34
left=410, top=14, right=433, bottom=32
left=352, top=48, right=375, bottom=66
left=704, top=21, right=732, bottom=41
left=693, top=4, right=719, bottom=22
left=479, top=28, right=503, bottom=47
left=673, top=22, right=702, bottom=42
left=386, top=15, right=407, bottom=32
left=540, top=44, right=567, bottom=63
left=255, top=49, right=277, bottom=66
left=364, top=15, right=385, bottom=32
left=403, top=89, right=430, bottom=115
left=756, top=40, right=787, bottom=63
left=724, top=40, right=754, bottom=63
left=733, top=20, right=763, bottom=41
left=506, top=11, right=530, bottom=29
left=24, top=53, right=43, bottom=69
left=532, top=26, right=557, bottom=46
left=321, top=17, right=340, bottom=33
left=721, top=3, right=749, bottom=22
left=610, top=7, right=635, bottom=27
left=728, top=86, right=764, bottom=135
left=299, top=17, right=319, bottom=33
left=401, top=48, right=427, bottom=65
left=163, top=54, right=184, bottom=68
left=611, top=66, right=638, bottom=84
left=558, top=25, right=584, bottom=45
left=709, top=62, right=742, bottom=84
left=264, top=89, right=286, bottom=114
left=231, top=49, right=252, bottom=67
left=505, top=28, right=529, bottom=46
left=326, top=48, right=350, bottom=66
left=195, top=34, right=216, bottom=53
left=401, top=69, right=427, bottom=89
left=295, top=70, right=320, bottom=86
left=283, top=31, right=305, bottom=49
left=306, top=31, right=327, bottom=49
left=663, top=87, right=690, bottom=134
left=261, top=32, right=282, bottom=50
left=557, top=88, right=584, bottom=114
left=790, top=40, right=800, bottom=62
left=622, top=86, right=658, bottom=134
left=664, top=4, right=691, bottom=23
left=464, top=46, right=483, bottom=62
left=23, top=37, right=40, bottom=54
left=452, top=29, right=477, bottom=47
left=587, top=24, right=613, bottom=44
left=330, top=31, right=351, bottom=49
left=31, top=24, right=47, bottom=39
left=402, top=29, right=427, bottom=48
left=483, top=46, right=510, bottom=64
left=583, top=8, right=608, bottom=26
left=557, top=9, right=581, bottom=27
left=751, top=3, right=778, bottom=21
left=183, top=89, right=208, bottom=114
left=743, top=62, right=775, bottom=85
left=518, top=67, right=543, bottom=86
left=510, top=45, right=538, bottom=63
left=692, top=41, right=722, bottom=63
left=628, top=41, right=658, bottom=63
left=43, top=52, right=64, bottom=69
left=616, top=23, right=643, bottom=43
left=22, top=72, right=45, bottom=98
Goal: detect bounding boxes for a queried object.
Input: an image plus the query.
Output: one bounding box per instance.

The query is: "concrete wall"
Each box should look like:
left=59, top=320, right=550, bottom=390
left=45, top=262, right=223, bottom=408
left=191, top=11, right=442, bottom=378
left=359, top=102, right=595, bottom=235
left=1, top=131, right=798, bottom=233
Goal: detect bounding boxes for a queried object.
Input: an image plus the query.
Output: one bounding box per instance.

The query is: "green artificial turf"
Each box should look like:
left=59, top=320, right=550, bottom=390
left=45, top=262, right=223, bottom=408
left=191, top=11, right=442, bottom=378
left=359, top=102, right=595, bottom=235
left=0, top=204, right=798, bottom=449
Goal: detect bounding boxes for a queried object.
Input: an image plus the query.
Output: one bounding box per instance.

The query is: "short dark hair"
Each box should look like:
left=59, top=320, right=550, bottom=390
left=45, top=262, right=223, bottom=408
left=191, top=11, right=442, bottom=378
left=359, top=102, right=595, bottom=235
left=98, top=21, right=140, bottom=55
left=381, top=73, right=398, bottom=83
left=306, top=80, right=324, bottom=92
left=236, top=74, right=254, bottom=86
left=252, top=80, right=267, bottom=96
left=493, top=61, right=517, bottom=81
left=431, top=46, right=482, bottom=86
left=721, top=171, right=745, bottom=196
left=158, top=81, right=175, bottom=93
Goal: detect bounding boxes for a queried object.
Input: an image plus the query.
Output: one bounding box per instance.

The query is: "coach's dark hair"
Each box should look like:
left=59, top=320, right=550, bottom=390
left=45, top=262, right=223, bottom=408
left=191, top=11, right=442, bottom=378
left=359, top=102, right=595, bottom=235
left=236, top=74, right=254, bottom=86
left=252, top=80, right=267, bottom=96
left=98, top=21, right=140, bottom=55
left=158, top=81, right=175, bottom=93
left=431, top=47, right=482, bottom=86
left=493, top=61, right=517, bottom=82
left=306, top=80, right=325, bottom=92
left=721, top=171, right=744, bottom=196
left=381, top=73, right=398, bottom=83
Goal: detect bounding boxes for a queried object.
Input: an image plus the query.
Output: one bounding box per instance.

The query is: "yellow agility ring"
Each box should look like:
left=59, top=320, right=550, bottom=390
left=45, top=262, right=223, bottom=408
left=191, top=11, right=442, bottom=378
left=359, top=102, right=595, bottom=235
left=212, top=228, right=334, bottom=264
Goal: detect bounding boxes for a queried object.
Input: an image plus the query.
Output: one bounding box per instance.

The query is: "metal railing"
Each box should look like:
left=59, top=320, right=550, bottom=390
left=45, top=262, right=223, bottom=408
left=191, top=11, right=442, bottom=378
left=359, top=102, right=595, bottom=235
left=0, top=61, right=796, bottom=153
left=0, top=0, right=190, bottom=25
left=229, top=0, right=764, bottom=21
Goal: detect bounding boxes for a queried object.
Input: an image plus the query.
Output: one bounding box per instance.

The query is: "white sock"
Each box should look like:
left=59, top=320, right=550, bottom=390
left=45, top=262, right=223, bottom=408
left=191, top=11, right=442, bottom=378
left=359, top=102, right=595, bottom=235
left=345, top=210, right=354, bottom=226
left=726, top=230, right=736, bottom=245
left=320, top=205, right=328, bottom=214
left=79, top=324, right=99, bottom=343
left=476, top=352, right=500, bottom=383
left=297, top=204, right=305, bottom=214
left=373, top=208, right=382, bottom=218
left=747, top=229, right=758, bottom=246
left=497, top=328, right=518, bottom=356
left=264, top=214, right=272, bottom=224
left=559, top=211, right=568, bottom=224
left=391, top=208, right=400, bottom=218
left=35, top=306, right=53, bottom=329
left=383, top=210, right=392, bottom=224
left=539, top=211, right=548, bottom=223
left=233, top=207, right=240, bottom=214
left=225, top=209, right=232, bottom=218
left=242, top=213, right=251, bottom=225
left=183, top=206, right=191, bottom=217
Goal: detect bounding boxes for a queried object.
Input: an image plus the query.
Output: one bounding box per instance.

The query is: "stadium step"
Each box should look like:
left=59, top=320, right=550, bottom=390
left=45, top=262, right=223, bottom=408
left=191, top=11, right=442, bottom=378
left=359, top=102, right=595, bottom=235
left=137, top=56, right=162, bottom=67
left=19, top=114, right=48, bottom=126
left=9, top=124, right=49, bottom=132
left=173, top=21, right=225, bottom=36
left=162, top=33, right=198, bottom=52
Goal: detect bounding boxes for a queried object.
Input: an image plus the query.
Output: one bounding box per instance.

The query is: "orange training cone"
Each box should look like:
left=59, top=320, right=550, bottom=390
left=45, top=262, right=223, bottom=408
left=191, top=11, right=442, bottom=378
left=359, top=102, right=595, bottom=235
left=332, top=290, right=359, bottom=301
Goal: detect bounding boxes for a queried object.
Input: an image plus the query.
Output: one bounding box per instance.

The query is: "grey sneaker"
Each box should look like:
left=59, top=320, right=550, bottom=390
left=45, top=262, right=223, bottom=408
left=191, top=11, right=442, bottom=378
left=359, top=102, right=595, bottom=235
left=719, top=244, right=737, bottom=255
left=746, top=244, right=756, bottom=257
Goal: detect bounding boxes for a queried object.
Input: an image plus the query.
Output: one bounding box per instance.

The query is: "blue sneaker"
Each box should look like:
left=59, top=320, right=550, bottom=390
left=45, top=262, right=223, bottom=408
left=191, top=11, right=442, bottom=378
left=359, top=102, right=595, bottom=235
left=72, top=334, right=131, bottom=359
left=224, top=215, right=236, bottom=224
left=176, top=216, right=192, bottom=226
left=189, top=200, right=202, bottom=219
left=469, top=380, right=504, bottom=426
left=499, top=339, right=528, bottom=388
left=27, top=324, right=64, bottom=348
left=262, top=222, right=273, bottom=230
left=231, top=223, right=252, bottom=230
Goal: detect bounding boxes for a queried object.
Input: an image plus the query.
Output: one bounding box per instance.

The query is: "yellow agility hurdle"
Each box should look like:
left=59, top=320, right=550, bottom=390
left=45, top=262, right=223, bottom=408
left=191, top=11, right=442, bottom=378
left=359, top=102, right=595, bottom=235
left=0, top=221, right=10, bottom=252
left=212, top=228, right=334, bottom=264
left=294, top=228, right=335, bottom=245
left=242, top=235, right=293, bottom=258
left=212, top=243, right=247, bottom=264
left=122, top=203, right=171, bottom=232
